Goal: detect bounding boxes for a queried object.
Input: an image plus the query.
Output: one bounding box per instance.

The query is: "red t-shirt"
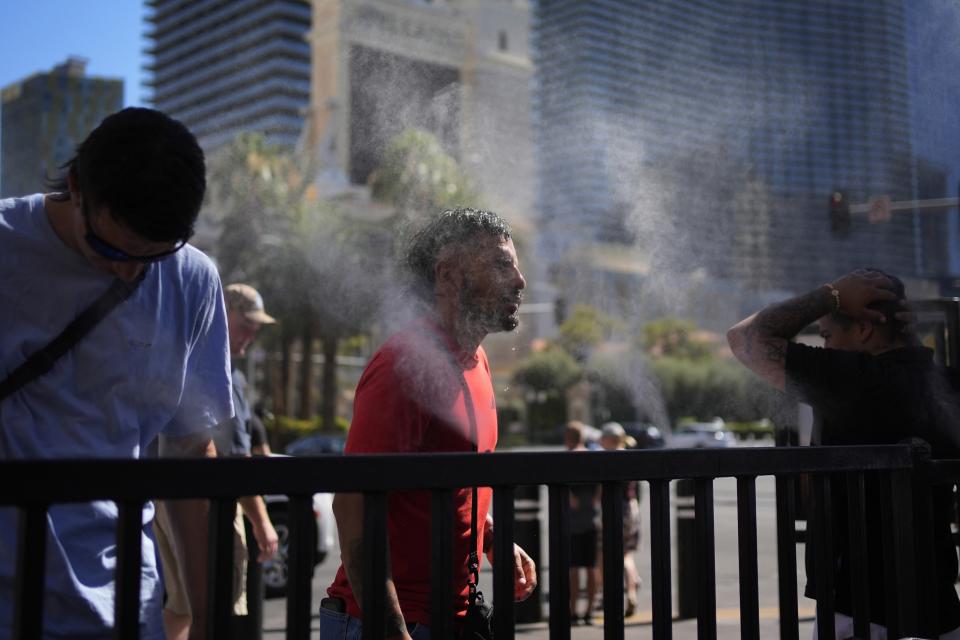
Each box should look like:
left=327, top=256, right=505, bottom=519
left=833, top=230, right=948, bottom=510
left=327, top=319, right=498, bottom=626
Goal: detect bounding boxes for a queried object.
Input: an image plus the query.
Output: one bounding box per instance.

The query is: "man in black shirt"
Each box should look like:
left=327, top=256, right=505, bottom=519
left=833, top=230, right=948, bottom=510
left=727, top=268, right=960, bottom=638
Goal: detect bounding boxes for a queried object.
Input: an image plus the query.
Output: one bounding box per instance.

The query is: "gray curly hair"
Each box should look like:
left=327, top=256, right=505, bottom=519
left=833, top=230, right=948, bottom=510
left=404, top=207, right=512, bottom=302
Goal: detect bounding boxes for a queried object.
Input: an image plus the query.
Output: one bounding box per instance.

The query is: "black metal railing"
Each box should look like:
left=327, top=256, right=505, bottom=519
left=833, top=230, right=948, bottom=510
left=0, top=442, right=952, bottom=640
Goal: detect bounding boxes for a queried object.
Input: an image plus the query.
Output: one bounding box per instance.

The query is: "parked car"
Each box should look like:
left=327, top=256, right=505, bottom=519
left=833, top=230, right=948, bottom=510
left=285, top=433, right=346, bottom=456
left=261, top=434, right=344, bottom=598
left=667, top=419, right=737, bottom=449
left=262, top=490, right=334, bottom=598
left=622, top=422, right=666, bottom=449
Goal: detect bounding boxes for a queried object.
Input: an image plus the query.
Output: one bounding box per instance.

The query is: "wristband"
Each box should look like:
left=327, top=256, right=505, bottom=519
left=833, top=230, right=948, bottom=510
left=823, top=283, right=840, bottom=312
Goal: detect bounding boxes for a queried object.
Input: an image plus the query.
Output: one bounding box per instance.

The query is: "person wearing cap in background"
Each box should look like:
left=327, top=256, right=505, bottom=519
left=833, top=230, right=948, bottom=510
left=224, top=284, right=278, bottom=454
left=599, top=422, right=643, bottom=618
left=155, top=284, right=279, bottom=639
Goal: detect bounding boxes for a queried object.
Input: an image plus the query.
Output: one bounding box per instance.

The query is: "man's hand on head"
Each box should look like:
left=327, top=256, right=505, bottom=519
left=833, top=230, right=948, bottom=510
left=831, top=269, right=899, bottom=322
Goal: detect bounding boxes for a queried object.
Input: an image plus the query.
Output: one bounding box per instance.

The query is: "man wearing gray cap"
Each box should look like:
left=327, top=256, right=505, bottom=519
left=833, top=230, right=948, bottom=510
left=156, top=283, right=279, bottom=639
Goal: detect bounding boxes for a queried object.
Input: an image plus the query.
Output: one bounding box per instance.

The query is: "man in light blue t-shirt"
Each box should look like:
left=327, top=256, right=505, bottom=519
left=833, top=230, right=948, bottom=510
left=0, top=108, right=234, bottom=639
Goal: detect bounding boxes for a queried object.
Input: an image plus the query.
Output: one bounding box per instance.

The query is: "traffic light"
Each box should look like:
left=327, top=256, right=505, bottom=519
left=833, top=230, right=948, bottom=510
left=554, top=297, right=567, bottom=326
left=830, top=190, right=850, bottom=236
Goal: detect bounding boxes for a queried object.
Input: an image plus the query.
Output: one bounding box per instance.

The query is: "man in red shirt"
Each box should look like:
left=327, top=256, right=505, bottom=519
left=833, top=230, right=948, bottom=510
left=323, top=208, right=537, bottom=639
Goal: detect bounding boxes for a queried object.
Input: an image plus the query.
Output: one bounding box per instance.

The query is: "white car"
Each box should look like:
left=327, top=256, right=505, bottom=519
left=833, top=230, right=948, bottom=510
left=668, top=420, right=737, bottom=449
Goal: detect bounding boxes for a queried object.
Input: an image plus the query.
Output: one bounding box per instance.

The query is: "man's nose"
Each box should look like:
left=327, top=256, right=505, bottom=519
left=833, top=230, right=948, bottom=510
left=513, top=265, right=527, bottom=291
left=110, top=261, right=143, bottom=282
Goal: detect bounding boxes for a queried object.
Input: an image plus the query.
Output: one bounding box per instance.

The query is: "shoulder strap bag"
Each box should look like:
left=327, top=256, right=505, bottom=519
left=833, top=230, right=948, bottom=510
left=0, top=273, right=145, bottom=402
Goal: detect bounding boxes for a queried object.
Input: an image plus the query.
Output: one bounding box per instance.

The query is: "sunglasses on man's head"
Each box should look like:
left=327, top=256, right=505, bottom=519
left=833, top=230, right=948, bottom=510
left=82, top=205, right=186, bottom=263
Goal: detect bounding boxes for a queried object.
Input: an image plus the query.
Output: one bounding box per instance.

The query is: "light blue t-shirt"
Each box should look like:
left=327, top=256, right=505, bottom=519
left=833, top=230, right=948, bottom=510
left=0, top=194, right=234, bottom=639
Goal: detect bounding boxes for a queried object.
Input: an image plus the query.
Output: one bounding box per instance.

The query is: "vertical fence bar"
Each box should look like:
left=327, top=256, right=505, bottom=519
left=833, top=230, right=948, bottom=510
left=13, top=504, right=48, bottom=640
left=493, top=486, right=516, bottom=640
left=286, top=494, right=315, bottom=640
left=206, top=498, right=236, bottom=639
left=889, top=469, right=919, bottom=637
left=811, top=474, right=834, bottom=640
left=947, top=299, right=960, bottom=367
left=361, top=491, right=388, bottom=640
left=736, top=477, right=759, bottom=640
left=602, top=481, right=625, bottom=640
left=650, top=480, right=672, bottom=640
left=548, top=484, right=571, bottom=640
left=878, top=472, right=901, bottom=639
left=845, top=472, right=870, bottom=640
left=774, top=475, right=798, bottom=640
left=114, top=500, right=145, bottom=640
left=675, top=479, right=697, bottom=620
left=431, top=489, right=455, bottom=639
left=911, top=449, right=939, bottom=639
left=694, top=478, right=716, bottom=640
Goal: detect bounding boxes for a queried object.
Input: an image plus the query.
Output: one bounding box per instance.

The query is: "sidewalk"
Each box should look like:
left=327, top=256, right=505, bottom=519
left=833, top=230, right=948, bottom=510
left=514, top=606, right=816, bottom=639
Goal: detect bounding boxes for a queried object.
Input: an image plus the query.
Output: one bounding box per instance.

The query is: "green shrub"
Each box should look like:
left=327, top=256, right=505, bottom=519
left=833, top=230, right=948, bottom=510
left=649, top=356, right=785, bottom=425
left=726, top=419, right=775, bottom=439
left=267, top=414, right=350, bottom=450
left=512, top=348, right=582, bottom=392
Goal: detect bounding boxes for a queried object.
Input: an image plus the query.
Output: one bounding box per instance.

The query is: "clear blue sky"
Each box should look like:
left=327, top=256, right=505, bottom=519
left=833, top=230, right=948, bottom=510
left=0, top=1, right=147, bottom=106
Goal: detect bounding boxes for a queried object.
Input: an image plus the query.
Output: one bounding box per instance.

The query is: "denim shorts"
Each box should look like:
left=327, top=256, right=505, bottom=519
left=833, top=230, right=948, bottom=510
left=318, top=606, right=431, bottom=640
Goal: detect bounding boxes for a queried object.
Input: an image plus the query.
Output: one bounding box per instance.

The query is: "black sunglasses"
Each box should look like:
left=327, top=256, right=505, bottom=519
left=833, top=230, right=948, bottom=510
left=82, top=203, right=186, bottom=263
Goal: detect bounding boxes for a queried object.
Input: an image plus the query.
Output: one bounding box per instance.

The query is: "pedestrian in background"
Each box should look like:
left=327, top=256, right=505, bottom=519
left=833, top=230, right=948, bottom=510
left=600, top=422, right=642, bottom=618
left=564, top=420, right=602, bottom=626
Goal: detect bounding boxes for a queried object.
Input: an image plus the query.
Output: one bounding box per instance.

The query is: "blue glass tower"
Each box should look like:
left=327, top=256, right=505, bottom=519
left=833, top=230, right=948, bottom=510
left=534, top=0, right=926, bottom=292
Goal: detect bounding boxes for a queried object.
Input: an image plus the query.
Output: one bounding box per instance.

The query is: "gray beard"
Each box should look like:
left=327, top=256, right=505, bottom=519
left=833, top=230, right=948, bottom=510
left=461, top=305, right=519, bottom=335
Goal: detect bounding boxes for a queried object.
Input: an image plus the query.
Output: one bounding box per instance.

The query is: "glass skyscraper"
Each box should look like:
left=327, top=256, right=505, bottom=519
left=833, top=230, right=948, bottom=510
left=534, top=0, right=929, bottom=293
left=1, top=58, right=122, bottom=198
left=145, top=0, right=311, bottom=152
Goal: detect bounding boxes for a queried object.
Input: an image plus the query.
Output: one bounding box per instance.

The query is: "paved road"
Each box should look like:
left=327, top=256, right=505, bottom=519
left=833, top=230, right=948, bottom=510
left=261, top=472, right=816, bottom=639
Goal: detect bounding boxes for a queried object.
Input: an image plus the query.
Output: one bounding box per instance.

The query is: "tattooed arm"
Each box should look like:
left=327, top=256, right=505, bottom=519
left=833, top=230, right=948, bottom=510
left=727, top=270, right=898, bottom=390
left=332, top=493, right=412, bottom=640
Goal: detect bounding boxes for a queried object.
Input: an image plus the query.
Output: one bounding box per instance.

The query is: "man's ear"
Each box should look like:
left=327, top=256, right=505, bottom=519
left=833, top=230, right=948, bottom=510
left=434, top=257, right=460, bottom=297
left=856, top=320, right=875, bottom=345
left=66, top=171, right=81, bottom=206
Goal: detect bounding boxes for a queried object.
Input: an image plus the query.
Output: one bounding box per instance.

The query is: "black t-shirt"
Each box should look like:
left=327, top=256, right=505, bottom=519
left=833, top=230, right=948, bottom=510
left=786, top=342, right=960, bottom=631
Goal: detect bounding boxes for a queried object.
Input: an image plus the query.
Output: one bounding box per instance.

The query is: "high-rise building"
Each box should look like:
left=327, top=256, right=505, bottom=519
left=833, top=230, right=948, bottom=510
left=304, top=0, right=535, bottom=228
left=906, top=0, right=960, bottom=278
left=145, top=0, right=312, bottom=152
left=1, top=57, right=122, bottom=197
left=534, top=0, right=932, bottom=298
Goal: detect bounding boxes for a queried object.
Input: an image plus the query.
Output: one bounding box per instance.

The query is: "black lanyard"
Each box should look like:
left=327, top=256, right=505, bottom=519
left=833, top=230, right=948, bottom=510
left=415, top=325, right=483, bottom=603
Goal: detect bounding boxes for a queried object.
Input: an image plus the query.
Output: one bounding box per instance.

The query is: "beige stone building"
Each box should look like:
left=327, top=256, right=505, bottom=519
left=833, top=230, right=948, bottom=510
left=304, top=0, right=535, bottom=229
